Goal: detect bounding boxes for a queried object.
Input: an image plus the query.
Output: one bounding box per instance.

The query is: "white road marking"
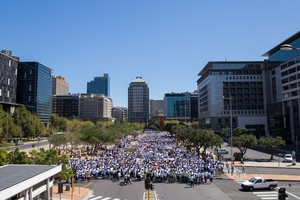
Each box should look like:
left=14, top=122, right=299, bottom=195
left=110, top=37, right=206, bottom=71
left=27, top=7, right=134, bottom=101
left=89, top=196, right=103, bottom=200
left=287, top=191, right=300, bottom=199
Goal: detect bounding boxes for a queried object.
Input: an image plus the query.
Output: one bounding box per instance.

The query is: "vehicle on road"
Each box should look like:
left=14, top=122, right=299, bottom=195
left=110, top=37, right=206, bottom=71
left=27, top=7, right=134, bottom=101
left=283, top=154, right=293, bottom=162
left=241, top=177, right=278, bottom=191
left=217, top=148, right=229, bottom=154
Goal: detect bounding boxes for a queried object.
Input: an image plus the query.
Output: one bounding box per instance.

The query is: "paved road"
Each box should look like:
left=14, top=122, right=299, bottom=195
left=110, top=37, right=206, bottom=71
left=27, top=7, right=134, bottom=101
left=8, top=140, right=49, bottom=152
left=81, top=178, right=233, bottom=200
left=215, top=177, right=300, bottom=200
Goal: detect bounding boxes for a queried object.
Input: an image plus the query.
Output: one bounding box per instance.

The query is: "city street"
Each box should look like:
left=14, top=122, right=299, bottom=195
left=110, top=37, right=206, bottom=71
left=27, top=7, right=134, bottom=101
left=76, top=176, right=300, bottom=200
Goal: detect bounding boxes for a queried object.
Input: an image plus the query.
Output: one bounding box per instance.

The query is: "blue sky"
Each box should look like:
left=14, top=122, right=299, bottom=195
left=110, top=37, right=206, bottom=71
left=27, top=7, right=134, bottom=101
left=1, top=1, right=300, bottom=107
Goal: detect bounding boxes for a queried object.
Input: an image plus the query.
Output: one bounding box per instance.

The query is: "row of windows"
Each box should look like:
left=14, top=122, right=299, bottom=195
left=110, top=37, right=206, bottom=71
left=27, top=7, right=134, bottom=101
left=281, top=65, right=300, bottom=77
left=221, top=110, right=265, bottom=115
left=282, top=73, right=300, bottom=84
left=280, top=58, right=300, bottom=71
left=283, top=90, right=300, bottom=98
left=225, top=75, right=263, bottom=80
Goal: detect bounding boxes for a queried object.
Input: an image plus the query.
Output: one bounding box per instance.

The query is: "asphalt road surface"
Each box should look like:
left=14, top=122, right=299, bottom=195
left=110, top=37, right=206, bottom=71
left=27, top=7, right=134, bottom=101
left=80, top=178, right=233, bottom=200
left=214, top=177, right=300, bottom=200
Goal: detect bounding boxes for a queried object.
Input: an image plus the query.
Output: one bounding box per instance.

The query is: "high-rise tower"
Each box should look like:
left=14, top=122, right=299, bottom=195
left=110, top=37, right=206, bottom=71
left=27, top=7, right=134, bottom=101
left=128, top=76, right=149, bottom=123
left=87, top=73, right=110, bottom=97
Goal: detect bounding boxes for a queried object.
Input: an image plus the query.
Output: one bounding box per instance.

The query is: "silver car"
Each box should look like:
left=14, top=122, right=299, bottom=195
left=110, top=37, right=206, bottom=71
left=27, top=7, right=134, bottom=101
left=283, top=154, right=293, bottom=162
left=217, top=148, right=229, bottom=154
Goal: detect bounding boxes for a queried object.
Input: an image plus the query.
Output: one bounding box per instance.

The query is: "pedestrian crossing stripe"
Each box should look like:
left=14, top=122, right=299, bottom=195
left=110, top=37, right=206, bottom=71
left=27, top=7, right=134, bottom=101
left=88, top=195, right=125, bottom=200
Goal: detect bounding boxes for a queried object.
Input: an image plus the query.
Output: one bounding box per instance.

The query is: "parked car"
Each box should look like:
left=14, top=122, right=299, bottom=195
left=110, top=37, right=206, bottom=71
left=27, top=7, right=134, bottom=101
left=217, top=148, right=229, bottom=154
left=241, top=177, right=278, bottom=191
left=283, top=154, right=293, bottom=162
left=17, top=140, right=24, bottom=145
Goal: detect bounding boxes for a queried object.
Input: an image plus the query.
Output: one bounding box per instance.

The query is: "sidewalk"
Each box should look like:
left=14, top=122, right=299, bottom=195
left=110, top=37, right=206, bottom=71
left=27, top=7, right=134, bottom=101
left=224, top=161, right=300, bottom=182
left=52, top=185, right=92, bottom=200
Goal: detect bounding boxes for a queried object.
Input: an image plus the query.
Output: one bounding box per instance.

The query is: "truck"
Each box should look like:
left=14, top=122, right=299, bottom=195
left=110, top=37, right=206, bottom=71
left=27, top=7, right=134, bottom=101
left=241, top=177, right=278, bottom=191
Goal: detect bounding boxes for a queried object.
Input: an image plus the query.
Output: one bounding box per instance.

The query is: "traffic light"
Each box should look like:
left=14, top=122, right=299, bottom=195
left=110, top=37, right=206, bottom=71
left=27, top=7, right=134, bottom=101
left=150, top=183, right=154, bottom=190
left=145, top=178, right=151, bottom=190
left=278, top=187, right=287, bottom=200
left=58, top=182, right=63, bottom=193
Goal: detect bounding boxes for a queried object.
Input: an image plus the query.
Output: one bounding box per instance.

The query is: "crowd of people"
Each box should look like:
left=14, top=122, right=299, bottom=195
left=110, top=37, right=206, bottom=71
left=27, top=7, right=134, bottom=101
left=67, top=131, right=229, bottom=186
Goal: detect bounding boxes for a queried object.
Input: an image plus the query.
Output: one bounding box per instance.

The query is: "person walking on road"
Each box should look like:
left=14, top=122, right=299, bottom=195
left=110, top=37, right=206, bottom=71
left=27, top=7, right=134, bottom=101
left=231, top=164, right=234, bottom=176
left=242, top=163, right=245, bottom=173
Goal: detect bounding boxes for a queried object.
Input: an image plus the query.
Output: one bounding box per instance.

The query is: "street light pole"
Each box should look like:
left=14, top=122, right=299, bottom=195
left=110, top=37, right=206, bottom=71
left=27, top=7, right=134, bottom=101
left=229, top=94, right=233, bottom=163
left=223, top=94, right=233, bottom=163
left=184, top=101, right=187, bottom=144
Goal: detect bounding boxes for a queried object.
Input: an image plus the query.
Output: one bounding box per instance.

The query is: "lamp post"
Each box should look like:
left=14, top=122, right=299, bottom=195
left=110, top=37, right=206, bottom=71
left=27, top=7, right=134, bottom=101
left=223, top=94, right=233, bottom=163
left=184, top=101, right=187, bottom=144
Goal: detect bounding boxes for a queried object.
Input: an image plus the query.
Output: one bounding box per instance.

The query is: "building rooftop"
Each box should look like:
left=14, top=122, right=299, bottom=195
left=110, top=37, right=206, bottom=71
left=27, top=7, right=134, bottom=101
left=0, top=165, right=59, bottom=192
left=262, top=31, right=300, bottom=57
left=132, top=76, right=145, bottom=83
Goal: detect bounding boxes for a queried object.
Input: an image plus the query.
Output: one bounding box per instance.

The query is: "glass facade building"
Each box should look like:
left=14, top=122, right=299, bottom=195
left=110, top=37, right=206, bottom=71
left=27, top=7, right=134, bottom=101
left=87, top=73, right=110, bottom=97
left=17, top=62, right=52, bottom=124
left=164, top=92, right=191, bottom=121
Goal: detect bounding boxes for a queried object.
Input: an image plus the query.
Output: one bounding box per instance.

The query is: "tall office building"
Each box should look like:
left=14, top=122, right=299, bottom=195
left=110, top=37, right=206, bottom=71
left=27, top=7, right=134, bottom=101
left=52, top=94, right=79, bottom=118
left=0, top=50, right=19, bottom=112
left=164, top=92, right=191, bottom=121
left=112, top=107, right=127, bottom=122
left=150, top=99, right=164, bottom=118
left=262, top=31, right=300, bottom=144
left=197, top=61, right=268, bottom=136
left=17, top=62, right=53, bottom=124
left=128, top=77, right=149, bottom=123
left=190, top=91, right=199, bottom=121
left=52, top=76, right=69, bottom=95
left=87, top=73, right=110, bottom=97
left=78, top=93, right=112, bottom=122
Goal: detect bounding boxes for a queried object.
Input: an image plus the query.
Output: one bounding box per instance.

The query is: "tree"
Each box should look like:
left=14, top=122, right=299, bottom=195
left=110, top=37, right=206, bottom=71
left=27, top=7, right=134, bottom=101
left=0, top=149, right=7, bottom=166
left=29, top=148, right=69, bottom=165
left=13, top=106, right=36, bottom=138
left=65, top=119, right=84, bottom=154
left=232, top=134, right=258, bottom=159
left=148, top=116, right=161, bottom=131
left=258, top=136, right=285, bottom=160
left=50, top=114, right=68, bottom=133
left=7, top=148, right=32, bottom=164
left=29, top=148, right=72, bottom=181
left=232, top=127, right=249, bottom=137
left=187, top=129, right=222, bottom=158
left=170, top=125, right=185, bottom=145
left=34, top=115, right=47, bottom=137
left=48, top=134, right=67, bottom=150
left=164, top=120, right=180, bottom=134
left=0, top=106, right=22, bottom=142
